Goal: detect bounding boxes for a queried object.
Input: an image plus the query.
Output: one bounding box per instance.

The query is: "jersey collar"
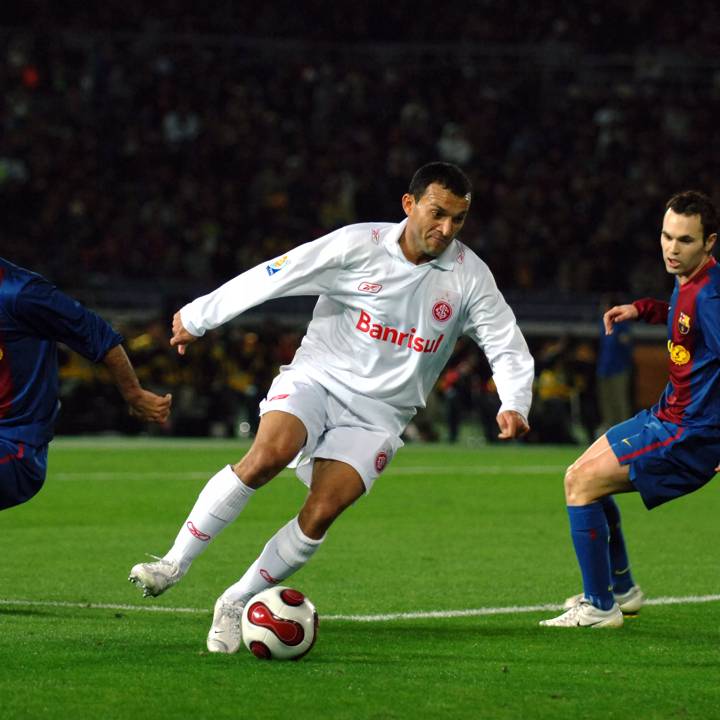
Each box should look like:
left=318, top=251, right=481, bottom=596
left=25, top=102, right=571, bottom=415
left=384, top=219, right=456, bottom=270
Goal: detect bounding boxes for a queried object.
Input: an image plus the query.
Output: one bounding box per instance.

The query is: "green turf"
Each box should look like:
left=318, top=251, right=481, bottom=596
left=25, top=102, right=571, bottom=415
left=1, top=439, right=718, bottom=719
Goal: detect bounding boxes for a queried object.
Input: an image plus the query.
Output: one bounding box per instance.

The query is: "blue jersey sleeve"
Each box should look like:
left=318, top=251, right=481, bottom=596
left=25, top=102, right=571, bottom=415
left=697, top=288, right=720, bottom=357
left=14, top=276, right=123, bottom=363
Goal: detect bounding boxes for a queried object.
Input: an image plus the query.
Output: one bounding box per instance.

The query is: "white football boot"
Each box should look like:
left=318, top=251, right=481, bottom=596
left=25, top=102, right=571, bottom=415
left=128, top=557, right=182, bottom=598
left=207, top=597, right=246, bottom=654
left=563, top=585, right=645, bottom=614
left=540, top=600, right=623, bottom=628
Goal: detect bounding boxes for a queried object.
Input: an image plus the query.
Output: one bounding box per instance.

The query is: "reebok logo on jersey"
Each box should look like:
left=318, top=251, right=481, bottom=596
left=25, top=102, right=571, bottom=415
left=358, top=282, right=382, bottom=294
left=355, top=310, right=444, bottom=353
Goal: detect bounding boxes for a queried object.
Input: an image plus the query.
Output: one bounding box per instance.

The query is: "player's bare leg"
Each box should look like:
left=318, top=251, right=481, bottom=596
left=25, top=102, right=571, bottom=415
left=208, top=458, right=365, bottom=653
left=129, top=411, right=306, bottom=597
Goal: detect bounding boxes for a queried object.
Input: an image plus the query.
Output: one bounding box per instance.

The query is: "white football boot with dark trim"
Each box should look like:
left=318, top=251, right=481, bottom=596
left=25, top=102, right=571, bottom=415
left=563, top=585, right=644, bottom=614
left=128, top=557, right=182, bottom=598
left=207, top=596, right=245, bottom=653
left=540, top=600, right=623, bottom=628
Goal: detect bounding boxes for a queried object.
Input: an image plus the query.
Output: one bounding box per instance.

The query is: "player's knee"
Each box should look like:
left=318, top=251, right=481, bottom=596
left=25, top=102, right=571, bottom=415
left=233, top=440, right=298, bottom=486
left=563, top=465, right=592, bottom=505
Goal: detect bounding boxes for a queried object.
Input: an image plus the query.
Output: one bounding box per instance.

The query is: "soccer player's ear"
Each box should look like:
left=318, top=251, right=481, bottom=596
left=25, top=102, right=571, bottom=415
left=401, top=193, right=415, bottom=217
left=705, top=233, right=717, bottom=254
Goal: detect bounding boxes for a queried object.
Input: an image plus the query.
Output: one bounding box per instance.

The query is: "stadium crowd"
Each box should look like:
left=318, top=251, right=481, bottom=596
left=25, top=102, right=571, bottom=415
left=3, top=4, right=719, bottom=439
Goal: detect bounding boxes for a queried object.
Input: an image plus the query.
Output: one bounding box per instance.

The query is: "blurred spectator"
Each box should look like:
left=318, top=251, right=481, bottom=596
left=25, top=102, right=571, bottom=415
left=596, top=297, right=634, bottom=434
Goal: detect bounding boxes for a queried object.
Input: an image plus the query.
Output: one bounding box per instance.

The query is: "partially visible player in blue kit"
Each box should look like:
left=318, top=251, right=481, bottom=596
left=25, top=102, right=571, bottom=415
left=541, top=190, right=720, bottom=628
left=0, top=257, right=172, bottom=511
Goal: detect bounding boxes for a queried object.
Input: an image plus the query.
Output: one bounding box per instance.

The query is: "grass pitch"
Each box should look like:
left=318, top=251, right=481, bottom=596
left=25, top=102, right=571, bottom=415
left=1, top=439, right=718, bottom=719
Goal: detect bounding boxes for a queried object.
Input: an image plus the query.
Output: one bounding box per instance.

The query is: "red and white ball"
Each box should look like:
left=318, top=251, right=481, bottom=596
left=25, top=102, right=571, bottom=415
left=241, top=586, right=318, bottom=660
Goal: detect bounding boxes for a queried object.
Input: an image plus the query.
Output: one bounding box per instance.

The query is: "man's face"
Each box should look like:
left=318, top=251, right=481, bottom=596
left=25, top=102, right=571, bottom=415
left=661, top=209, right=716, bottom=283
left=401, top=183, right=470, bottom=264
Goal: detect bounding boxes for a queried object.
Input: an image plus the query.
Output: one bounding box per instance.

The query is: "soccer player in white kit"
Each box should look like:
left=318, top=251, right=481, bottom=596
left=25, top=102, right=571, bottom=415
left=129, top=162, right=535, bottom=653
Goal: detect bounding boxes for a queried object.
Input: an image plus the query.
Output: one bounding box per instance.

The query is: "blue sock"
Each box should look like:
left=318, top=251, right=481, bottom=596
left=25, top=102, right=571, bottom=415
left=567, top=504, right=614, bottom=611
left=600, top=497, right=635, bottom=594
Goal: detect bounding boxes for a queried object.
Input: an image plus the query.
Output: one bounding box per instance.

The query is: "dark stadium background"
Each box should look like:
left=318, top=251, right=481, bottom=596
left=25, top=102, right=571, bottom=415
left=2, top=1, right=718, bottom=441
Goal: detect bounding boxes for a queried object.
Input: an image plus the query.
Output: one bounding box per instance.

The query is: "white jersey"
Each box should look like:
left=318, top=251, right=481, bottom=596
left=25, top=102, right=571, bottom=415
left=181, top=219, right=534, bottom=435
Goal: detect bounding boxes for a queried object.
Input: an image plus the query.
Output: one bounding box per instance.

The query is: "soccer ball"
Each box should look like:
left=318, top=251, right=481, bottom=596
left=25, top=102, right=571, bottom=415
left=241, top=586, right=318, bottom=660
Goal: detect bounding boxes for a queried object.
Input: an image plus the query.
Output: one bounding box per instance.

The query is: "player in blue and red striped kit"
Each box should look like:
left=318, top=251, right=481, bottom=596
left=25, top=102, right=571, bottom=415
left=0, top=257, right=172, bottom=511
left=541, top=190, right=720, bottom=628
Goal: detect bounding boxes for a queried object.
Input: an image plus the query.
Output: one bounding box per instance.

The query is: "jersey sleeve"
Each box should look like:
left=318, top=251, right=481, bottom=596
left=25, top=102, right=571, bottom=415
left=462, top=267, right=534, bottom=420
left=632, top=297, right=669, bottom=324
left=15, top=276, right=123, bottom=362
left=181, top=228, right=349, bottom=336
left=697, top=290, right=720, bottom=356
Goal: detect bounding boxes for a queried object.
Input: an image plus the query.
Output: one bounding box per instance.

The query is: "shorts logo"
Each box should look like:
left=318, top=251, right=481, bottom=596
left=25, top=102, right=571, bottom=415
left=432, top=301, right=453, bottom=323
left=358, top=282, right=383, bottom=294
left=260, top=568, right=279, bottom=584
left=187, top=521, right=211, bottom=541
left=678, top=312, right=691, bottom=335
left=375, top=451, right=388, bottom=473
left=667, top=340, right=691, bottom=365
left=266, top=254, right=290, bottom=276
left=269, top=394, right=289, bottom=401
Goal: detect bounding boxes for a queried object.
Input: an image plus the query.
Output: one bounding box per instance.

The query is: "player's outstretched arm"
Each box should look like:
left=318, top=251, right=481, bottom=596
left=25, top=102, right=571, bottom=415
left=170, top=311, right=199, bottom=356
left=496, top=410, right=529, bottom=440
left=102, top=345, right=172, bottom=423
left=603, top=304, right=639, bottom=335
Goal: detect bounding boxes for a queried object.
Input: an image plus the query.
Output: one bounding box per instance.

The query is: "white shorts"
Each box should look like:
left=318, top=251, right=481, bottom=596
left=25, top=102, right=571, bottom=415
left=258, top=367, right=404, bottom=493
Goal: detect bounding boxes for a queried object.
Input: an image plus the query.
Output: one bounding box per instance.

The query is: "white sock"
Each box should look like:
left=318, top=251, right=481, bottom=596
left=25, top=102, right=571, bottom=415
left=164, top=465, right=254, bottom=573
left=222, top=516, right=323, bottom=604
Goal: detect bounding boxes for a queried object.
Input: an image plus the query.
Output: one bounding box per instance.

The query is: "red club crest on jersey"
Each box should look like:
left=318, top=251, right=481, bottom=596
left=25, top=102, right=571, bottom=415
left=375, top=451, right=388, bottom=473
left=371, top=228, right=381, bottom=244
left=432, top=301, right=453, bottom=323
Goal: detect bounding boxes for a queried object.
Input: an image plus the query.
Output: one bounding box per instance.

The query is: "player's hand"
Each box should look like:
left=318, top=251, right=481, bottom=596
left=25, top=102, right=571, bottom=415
left=496, top=410, right=529, bottom=440
left=170, top=311, right=198, bottom=355
left=603, top=304, right=639, bottom=335
left=127, top=389, right=172, bottom=423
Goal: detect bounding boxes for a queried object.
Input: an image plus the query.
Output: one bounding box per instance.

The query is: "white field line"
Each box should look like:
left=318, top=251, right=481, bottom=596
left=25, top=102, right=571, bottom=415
left=50, top=466, right=565, bottom=482
left=1, top=595, right=719, bottom=622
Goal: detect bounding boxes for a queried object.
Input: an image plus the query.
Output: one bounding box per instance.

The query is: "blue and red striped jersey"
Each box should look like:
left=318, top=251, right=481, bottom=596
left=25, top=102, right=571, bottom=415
left=0, top=258, right=123, bottom=445
left=634, top=257, right=720, bottom=428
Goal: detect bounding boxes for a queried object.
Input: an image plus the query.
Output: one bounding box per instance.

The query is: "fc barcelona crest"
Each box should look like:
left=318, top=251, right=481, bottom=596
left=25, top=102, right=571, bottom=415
left=678, top=311, right=691, bottom=335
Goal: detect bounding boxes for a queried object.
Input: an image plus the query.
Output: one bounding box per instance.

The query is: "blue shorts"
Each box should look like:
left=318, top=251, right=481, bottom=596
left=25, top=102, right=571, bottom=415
left=0, top=439, right=48, bottom=511
left=606, top=409, right=719, bottom=509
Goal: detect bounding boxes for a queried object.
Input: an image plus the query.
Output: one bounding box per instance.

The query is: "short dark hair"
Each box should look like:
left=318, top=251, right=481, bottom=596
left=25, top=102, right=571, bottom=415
left=408, top=162, right=472, bottom=201
left=666, top=190, right=719, bottom=242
